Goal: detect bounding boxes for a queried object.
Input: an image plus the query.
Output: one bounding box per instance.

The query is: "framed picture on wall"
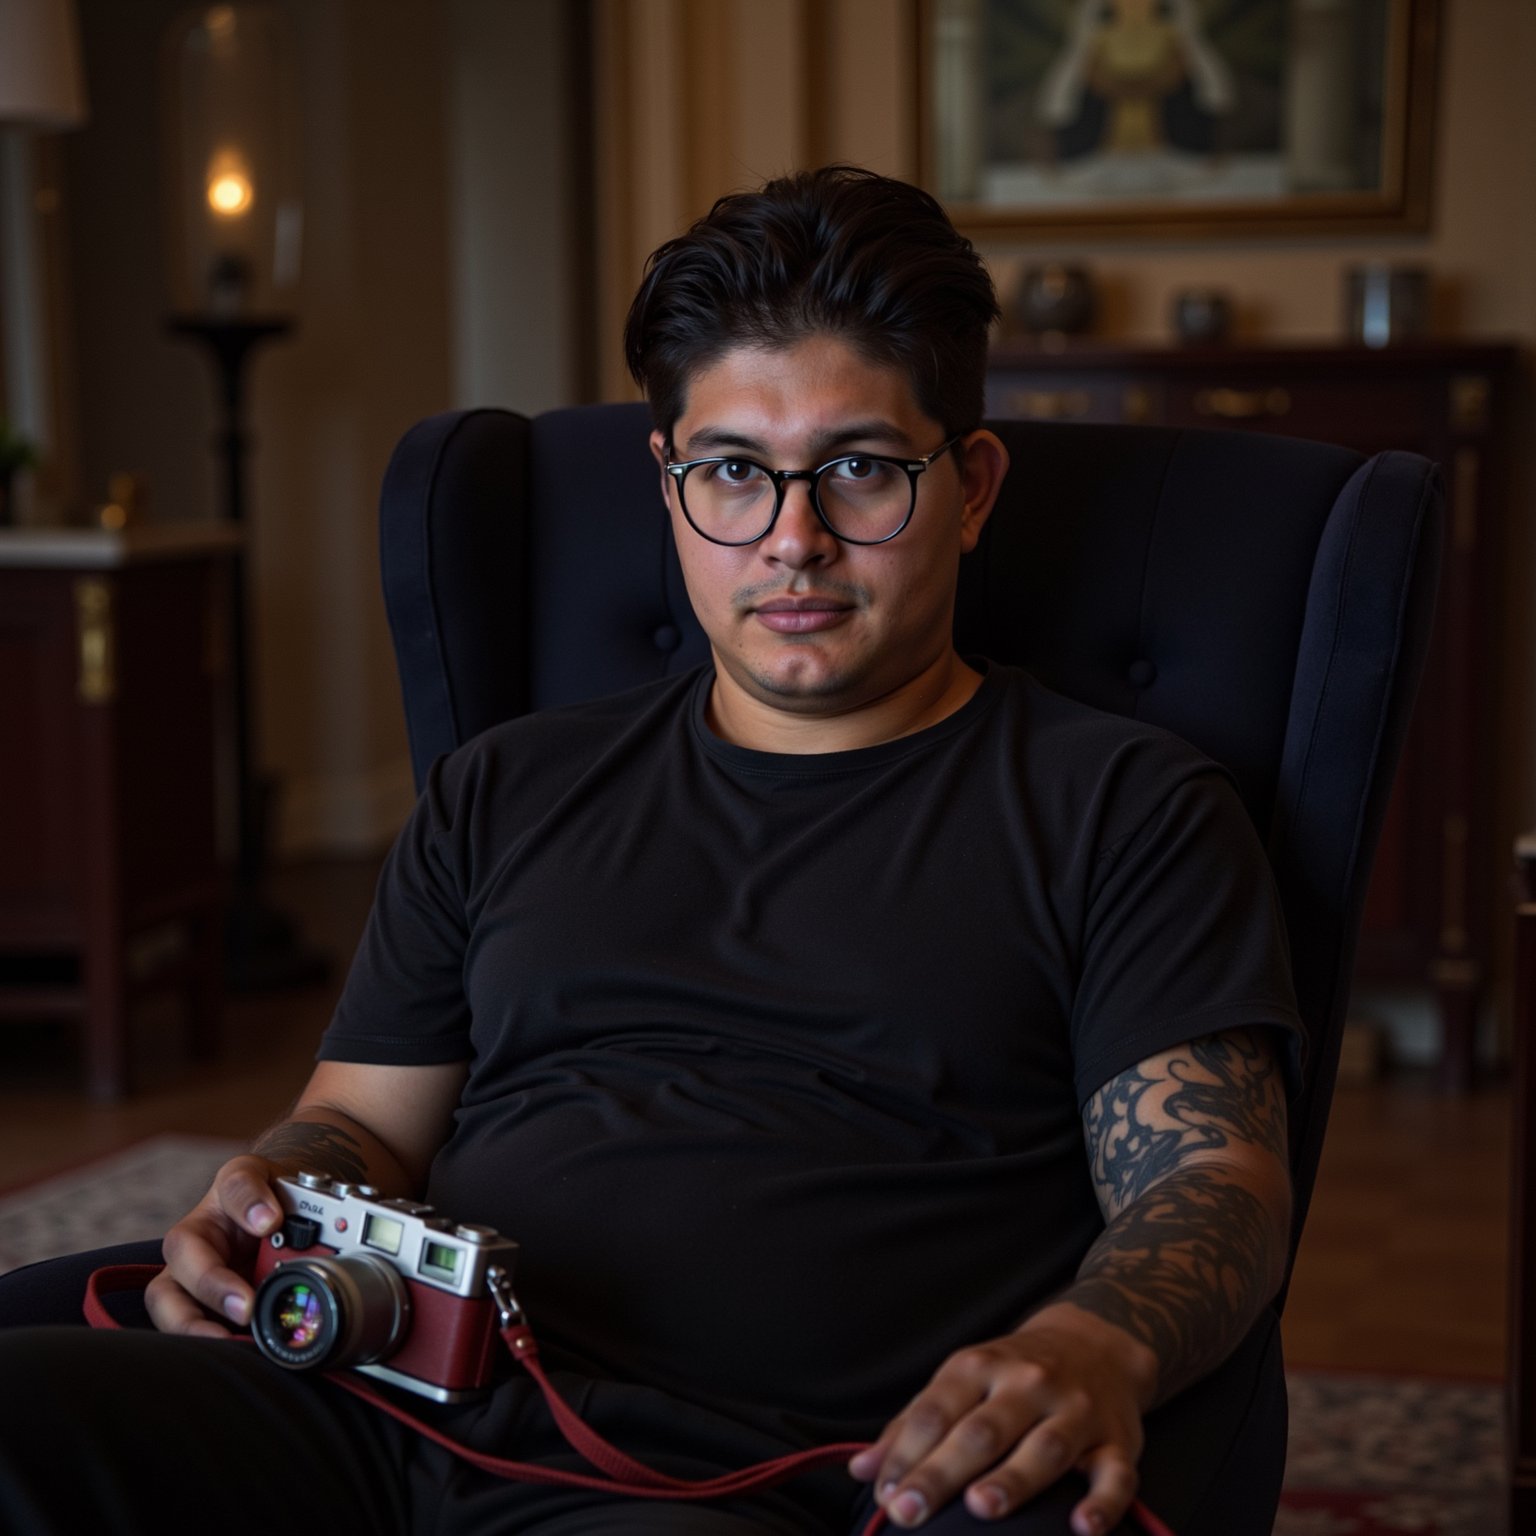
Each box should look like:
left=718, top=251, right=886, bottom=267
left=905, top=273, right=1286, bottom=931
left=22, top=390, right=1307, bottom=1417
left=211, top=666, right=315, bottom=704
left=916, top=0, right=1440, bottom=240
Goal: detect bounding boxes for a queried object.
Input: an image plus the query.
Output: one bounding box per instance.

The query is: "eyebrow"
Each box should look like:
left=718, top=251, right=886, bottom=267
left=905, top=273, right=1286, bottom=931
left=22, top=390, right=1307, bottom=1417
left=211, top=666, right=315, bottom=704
left=678, top=420, right=914, bottom=460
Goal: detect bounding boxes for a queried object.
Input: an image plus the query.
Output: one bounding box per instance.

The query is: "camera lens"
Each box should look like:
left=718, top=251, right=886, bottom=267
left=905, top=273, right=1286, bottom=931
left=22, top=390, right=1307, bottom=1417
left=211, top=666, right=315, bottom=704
left=252, top=1254, right=409, bottom=1371
left=269, top=1278, right=326, bottom=1352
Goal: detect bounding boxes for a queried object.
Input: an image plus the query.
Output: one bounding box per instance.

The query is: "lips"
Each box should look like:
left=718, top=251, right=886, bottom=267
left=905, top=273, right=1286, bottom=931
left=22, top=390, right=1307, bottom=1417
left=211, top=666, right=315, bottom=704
left=750, top=595, right=855, bottom=634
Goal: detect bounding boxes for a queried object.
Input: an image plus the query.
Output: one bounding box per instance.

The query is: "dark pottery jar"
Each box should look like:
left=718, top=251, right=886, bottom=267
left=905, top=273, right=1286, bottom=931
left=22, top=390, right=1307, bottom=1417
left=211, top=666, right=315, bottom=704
left=1017, top=264, right=1096, bottom=338
left=1171, top=288, right=1233, bottom=345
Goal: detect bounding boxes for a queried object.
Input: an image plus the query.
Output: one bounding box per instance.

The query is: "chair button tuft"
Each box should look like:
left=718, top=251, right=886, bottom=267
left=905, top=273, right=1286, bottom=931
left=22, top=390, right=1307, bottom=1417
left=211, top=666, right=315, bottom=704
left=652, top=624, right=681, bottom=653
left=1126, top=659, right=1157, bottom=689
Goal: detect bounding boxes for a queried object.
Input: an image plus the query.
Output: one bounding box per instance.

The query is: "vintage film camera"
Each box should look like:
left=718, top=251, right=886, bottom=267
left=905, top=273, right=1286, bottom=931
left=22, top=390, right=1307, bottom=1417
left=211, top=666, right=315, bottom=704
left=250, top=1172, right=520, bottom=1403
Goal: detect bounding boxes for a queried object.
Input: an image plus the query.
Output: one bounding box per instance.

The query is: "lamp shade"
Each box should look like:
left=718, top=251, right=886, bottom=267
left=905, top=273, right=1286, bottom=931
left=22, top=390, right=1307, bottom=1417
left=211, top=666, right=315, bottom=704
left=0, top=0, right=88, bottom=127
left=162, top=3, right=301, bottom=316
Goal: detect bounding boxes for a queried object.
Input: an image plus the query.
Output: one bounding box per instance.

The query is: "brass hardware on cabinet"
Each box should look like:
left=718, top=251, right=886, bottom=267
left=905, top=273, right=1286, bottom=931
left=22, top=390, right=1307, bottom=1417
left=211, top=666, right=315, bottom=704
left=1005, top=388, right=1093, bottom=420
left=1193, top=387, right=1291, bottom=420
left=75, top=578, right=116, bottom=704
left=1450, top=375, right=1491, bottom=434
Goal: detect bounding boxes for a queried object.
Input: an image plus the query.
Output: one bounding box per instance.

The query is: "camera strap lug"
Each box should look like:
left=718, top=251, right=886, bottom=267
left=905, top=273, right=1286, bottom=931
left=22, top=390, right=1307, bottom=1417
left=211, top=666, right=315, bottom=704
left=485, top=1264, right=523, bottom=1330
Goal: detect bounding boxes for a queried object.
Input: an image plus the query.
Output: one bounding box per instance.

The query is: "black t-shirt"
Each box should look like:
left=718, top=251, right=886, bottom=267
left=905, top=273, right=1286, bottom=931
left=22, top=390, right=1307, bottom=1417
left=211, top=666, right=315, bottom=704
left=321, top=662, right=1300, bottom=1444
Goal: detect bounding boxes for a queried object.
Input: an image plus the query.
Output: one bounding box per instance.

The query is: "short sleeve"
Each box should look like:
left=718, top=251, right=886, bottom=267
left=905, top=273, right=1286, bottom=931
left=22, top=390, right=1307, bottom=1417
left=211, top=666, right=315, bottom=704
left=319, top=755, right=475, bottom=1066
left=1069, top=767, right=1304, bottom=1106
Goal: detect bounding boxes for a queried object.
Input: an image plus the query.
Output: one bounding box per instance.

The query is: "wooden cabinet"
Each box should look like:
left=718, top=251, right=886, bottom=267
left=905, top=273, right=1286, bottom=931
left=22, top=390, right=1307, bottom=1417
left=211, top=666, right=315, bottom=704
left=987, top=342, right=1521, bottom=1089
left=0, top=525, right=240, bottom=1098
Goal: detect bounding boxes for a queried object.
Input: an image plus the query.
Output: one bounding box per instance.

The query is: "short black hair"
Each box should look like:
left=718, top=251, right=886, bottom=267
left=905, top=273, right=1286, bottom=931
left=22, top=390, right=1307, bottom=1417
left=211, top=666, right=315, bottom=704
left=623, top=165, right=999, bottom=442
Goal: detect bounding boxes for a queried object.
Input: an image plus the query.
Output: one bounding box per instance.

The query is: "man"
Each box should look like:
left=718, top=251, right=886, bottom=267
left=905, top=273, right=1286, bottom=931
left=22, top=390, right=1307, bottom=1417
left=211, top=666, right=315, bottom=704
left=0, top=167, right=1297, bottom=1536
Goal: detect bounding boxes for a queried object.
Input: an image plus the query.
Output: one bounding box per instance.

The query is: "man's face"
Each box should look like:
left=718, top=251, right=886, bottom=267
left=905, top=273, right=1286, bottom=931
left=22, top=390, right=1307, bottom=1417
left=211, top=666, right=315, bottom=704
left=650, top=335, right=1005, bottom=740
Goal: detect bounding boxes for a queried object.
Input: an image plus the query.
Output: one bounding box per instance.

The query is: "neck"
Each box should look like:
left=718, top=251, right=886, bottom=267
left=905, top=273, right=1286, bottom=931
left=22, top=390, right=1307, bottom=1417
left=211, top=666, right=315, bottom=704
left=705, top=651, right=984, bottom=754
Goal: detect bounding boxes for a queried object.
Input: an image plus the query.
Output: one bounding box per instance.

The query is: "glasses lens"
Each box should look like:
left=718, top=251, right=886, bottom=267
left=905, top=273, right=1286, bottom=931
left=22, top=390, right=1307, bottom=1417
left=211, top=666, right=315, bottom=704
left=680, top=460, right=777, bottom=543
left=815, top=457, right=913, bottom=542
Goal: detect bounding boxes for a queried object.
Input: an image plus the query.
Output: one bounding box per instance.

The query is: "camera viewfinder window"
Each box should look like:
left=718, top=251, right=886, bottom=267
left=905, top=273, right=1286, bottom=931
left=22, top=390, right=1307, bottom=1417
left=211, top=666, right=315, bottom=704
left=421, top=1240, right=462, bottom=1281
left=363, top=1214, right=405, bottom=1256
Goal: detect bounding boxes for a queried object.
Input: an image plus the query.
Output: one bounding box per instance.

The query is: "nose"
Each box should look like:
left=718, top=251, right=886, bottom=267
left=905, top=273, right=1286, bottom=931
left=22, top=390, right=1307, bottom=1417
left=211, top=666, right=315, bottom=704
left=760, top=479, right=836, bottom=568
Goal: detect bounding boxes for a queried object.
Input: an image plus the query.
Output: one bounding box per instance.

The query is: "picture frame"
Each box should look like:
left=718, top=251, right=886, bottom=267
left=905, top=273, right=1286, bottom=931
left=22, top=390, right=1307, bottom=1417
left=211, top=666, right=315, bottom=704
left=916, top=0, right=1440, bottom=241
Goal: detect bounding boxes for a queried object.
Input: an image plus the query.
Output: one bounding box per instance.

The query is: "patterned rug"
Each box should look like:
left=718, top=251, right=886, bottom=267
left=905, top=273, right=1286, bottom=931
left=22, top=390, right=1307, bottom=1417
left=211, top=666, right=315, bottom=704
left=1276, top=1369, right=1505, bottom=1535
left=0, top=1134, right=244, bottom=1274
left=0, top=1138, right=1509, bottom=1532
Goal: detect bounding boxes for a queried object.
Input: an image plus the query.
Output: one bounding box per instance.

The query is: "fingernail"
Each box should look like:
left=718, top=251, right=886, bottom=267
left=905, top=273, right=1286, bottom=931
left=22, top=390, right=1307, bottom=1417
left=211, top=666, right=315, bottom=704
left=246, top=1202, right=277, bottom=1232
left=970, top=1484, right=1006, bottom=1519
left=1076, top=1512, right=1107, bottom=1536
left=223, top=1293, right=248, bottom=1324
left=891, top=1490, right=929, bottom=1527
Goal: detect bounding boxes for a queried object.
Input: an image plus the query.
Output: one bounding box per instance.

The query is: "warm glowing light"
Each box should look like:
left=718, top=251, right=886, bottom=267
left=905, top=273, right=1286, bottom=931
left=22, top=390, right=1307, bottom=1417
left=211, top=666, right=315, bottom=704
left=206, top=150, right=255, bottom=218
left=208, top=171, right=253, bottom=216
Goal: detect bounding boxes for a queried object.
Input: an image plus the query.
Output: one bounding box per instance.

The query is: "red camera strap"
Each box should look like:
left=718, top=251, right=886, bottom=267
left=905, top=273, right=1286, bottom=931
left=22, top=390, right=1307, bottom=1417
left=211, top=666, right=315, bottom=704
left=84, top=1264, right=1177, bottom=1536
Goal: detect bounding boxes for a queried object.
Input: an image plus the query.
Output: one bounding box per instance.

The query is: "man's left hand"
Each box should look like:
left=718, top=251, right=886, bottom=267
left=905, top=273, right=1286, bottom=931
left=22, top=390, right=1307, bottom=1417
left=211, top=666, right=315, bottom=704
left=848, top=1301, right=1157, bottom=1534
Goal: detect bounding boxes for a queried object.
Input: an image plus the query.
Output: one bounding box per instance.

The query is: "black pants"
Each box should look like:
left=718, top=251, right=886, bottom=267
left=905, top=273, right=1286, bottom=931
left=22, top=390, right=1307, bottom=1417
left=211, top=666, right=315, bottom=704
left=0, top=1249, right=1286, bottom=1535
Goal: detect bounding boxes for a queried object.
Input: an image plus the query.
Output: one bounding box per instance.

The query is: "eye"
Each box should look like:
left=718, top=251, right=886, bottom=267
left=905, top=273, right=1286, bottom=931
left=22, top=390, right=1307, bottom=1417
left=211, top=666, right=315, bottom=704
left=701, top=459, right=766, bottom=487
left=824, top=457, right=898, bottom=493
left=834, top=457, right=877, bottom=480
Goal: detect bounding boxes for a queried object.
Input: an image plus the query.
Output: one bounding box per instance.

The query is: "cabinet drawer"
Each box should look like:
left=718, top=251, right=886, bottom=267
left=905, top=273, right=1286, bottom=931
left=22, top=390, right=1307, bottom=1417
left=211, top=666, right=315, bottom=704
left=1160, top=376, right=1434, bottom=444
left=986, top=372, right=1148, bottom=424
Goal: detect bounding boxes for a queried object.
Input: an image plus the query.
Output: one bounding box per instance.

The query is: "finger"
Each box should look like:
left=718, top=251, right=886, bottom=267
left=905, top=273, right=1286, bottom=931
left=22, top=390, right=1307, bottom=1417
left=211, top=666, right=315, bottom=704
left=864, top=1364, right=998, bottom=1525
left=1070, top=1445, right=1139, bottom=1536
left=880, top=1383, right=1066, bottom=1528
left=958, top=1404, right=1081, bottom=1521
left=883, top=1380, right=988, bottom=1483
left=848, top=1435, right=893, bottom=1483
left=159, top=1219, right=258, bottom=1329
left=208, top=1156, right=283, bottom=1237
left=143, top=1263, right=240, bottom=1338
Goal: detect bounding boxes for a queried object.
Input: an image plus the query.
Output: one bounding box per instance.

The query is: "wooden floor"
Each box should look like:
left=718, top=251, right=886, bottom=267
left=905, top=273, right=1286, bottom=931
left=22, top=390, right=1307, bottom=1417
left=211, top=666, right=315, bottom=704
left=0, top=856, right=1512, bottom=1381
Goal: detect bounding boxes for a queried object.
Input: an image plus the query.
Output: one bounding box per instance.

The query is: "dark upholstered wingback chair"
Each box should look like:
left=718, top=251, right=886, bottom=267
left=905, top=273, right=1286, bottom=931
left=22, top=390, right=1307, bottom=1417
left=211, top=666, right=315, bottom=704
left=379, top=403, right=1441, bottom=1263
left=0, top=402, right=1442, bottom=1534
left=371, top=403, right=1442, bottom=1532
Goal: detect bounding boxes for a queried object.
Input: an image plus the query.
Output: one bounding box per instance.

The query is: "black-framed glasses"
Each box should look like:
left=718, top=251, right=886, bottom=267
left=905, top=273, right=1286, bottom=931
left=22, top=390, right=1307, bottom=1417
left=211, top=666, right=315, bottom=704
left=663, top=437, right=962, bottom=547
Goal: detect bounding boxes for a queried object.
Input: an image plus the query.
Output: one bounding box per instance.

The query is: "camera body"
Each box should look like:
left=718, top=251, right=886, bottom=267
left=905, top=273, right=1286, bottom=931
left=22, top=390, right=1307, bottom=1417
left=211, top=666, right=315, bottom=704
left=250, top=1171, right=520, bottom=1403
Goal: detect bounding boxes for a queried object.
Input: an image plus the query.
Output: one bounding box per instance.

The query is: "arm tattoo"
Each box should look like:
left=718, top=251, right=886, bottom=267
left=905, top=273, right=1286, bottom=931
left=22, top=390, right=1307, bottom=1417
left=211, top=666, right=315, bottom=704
left=1065, top=1031, right=1291, bottom=1401
left=1084, top=1030, right=1287, bottom=1215
left=251, top=1121, right=370, bottom=1184
left=1067, top=1167, right=1274, bottom=1401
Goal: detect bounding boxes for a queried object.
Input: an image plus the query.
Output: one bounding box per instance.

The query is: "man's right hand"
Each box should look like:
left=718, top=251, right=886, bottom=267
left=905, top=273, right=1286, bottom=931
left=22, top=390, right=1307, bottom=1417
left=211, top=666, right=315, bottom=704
left=144, top=1060, right=468, bottom=1338
left=145, top=1154, right=285, bottom=1338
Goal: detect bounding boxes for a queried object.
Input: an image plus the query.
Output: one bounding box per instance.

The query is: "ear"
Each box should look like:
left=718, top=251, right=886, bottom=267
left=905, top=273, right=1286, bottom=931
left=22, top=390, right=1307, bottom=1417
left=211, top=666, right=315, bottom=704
left=649, top=430, right=671, bottom=509
left=953, top=429, right=1010, bottom=554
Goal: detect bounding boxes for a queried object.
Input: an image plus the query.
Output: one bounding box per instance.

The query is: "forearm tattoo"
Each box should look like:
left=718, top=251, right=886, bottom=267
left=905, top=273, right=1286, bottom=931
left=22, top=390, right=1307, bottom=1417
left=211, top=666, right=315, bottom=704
left=1084, top=1031, right=1287, bottom=1214
left=1067, top=1031, right=1290, bottom=1401
left=251, top=1121, right=370, bottom=1184
left=1068, top=1167, right=1274, bottom=1401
